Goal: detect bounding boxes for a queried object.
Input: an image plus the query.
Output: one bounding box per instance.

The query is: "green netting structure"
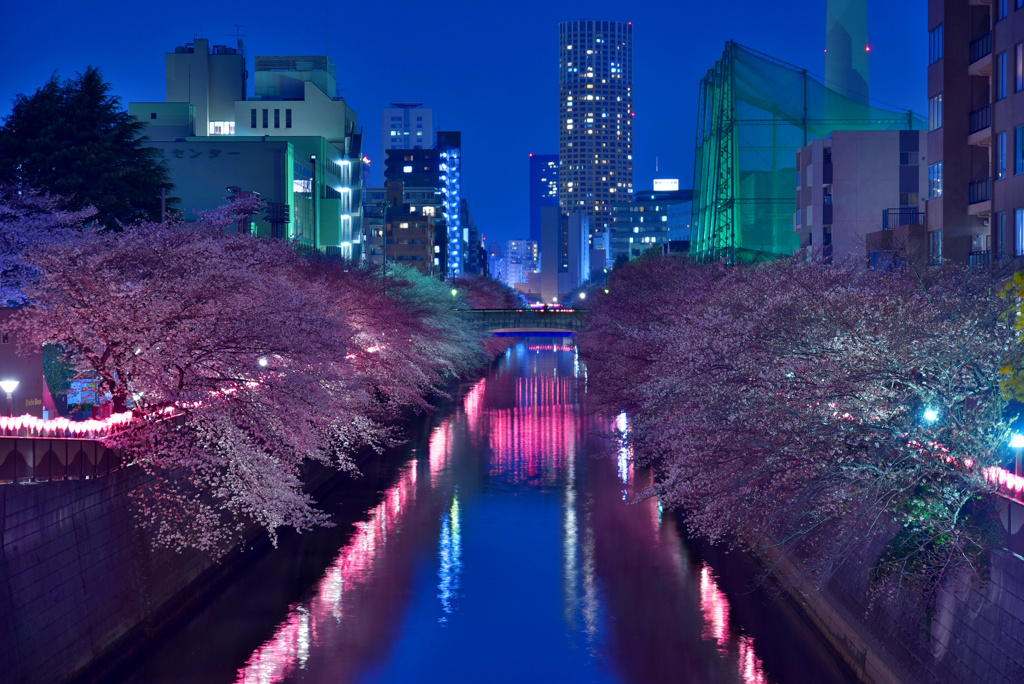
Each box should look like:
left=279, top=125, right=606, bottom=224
left=691, top=42, right=927, bottom=263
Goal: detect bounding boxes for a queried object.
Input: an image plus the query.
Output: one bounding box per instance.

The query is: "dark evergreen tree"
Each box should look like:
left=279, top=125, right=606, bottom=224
left=0, top=66, right=174, bottom=229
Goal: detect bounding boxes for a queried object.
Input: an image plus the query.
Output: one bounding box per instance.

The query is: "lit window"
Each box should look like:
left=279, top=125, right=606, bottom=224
left=403, top=165, right=413, bottom=173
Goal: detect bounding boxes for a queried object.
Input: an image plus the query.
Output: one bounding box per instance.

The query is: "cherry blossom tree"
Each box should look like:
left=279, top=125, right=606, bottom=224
left=11, top=197, right=488, bottom=552
left=580, top=255, right=1021, bottom=602
left=0, top=185, right=95, bottom=306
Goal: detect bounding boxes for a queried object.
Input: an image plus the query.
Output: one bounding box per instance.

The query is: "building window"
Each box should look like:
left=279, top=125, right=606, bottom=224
left=262, top=109, right=269, bottom=128
left=286, top=109, right=292, bottom=128
left=997, top=211, right=1008, bottom=259
left=1000, top=0, right=1009, bottom=20
left=272, top=109, right=279, bottom=128
left=929, top=24, right=943, bottom=64
left=1017, top=208, right=1024, bottom=256
left=929, top=93, right=943, bottom=131
left=999, top=131, right=1008, bottom=179
left=999, top=52, right=1008, bottom=100
left=900, top=193, right=919, bottom=206
left=1017, top=125, right=1024, bottom=174
left=250, top=109, right=257, bottom=128
left=150, top=112, right=157, bottom=120
left=928, top=162, right=943, bottom=198
left=929, top=230, right=943, bottom=265
left=1018, top=43, right=1024, bottom=91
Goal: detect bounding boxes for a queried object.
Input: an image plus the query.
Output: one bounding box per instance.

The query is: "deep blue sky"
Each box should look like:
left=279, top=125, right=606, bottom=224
left=1, top=0, right=926, bottom=248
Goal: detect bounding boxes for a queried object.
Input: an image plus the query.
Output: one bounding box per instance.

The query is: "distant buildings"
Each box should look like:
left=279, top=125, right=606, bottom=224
left=362, top=181, right=440, bottom=275
left=558, top=20, right=634, bottom=243
left=610, top=187, right=692, bottom=259
left=382, top=103, right=433, bottom=177
left=499, top=240, right=539, bottom=288
left=380, top=132, right=474, bottom=276
left=529, top=154, right=558, bottom=245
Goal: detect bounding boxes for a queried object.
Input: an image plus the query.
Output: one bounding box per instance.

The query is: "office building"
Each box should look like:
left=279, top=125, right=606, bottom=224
left=132, top=40, right=364, bottom=258
left=500, top=240, right=539, bottom=287
left=558, top=20, right=634, bottom=241
left=529, top=154, right=559, bottom=244
left=382, top=103, right=433, bottom=178
left=165, top=38, right=246, bottom=137
left=610, top=188, right=692, bottom=259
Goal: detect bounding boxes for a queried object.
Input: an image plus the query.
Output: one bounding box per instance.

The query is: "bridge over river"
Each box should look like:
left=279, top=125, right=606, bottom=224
left=458, top=308, right=589, bottom=336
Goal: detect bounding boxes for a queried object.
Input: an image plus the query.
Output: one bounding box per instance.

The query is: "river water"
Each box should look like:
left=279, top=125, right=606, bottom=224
left=116, top=344, right=856, bottom=684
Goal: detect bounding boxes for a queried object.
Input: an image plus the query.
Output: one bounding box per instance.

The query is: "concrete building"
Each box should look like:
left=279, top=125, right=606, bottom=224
left=165, top=38, right=246, bottom=137
left=924, top=0, right=1024, bottom=265
left=610, top=188, right=692, bottom=259
left=132, top=41, right=364, bottom=259
left=558, top=20, right=634, bottom=242
left=363, top=181, right=439, bottom=275
left=529, top=154, right=559, bottom=244
left=796, top=130, right=928, bottom=263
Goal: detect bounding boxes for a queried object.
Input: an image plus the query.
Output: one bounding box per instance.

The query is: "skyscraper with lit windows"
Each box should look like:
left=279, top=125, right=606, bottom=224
left=558, top=20, right=634, bottom=241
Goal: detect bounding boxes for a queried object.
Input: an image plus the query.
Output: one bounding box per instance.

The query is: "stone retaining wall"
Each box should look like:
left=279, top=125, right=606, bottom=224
left=0, top=468, right=223, bottom=684
left=764, top=525, right=1024, bottom=683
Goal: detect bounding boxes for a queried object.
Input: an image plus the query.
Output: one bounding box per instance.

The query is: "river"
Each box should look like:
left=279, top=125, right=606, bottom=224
left=114, top=343, right=856, bottom=684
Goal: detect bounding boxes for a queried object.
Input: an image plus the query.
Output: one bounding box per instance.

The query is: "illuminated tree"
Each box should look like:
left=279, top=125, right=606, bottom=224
left=11, top=197, right=487, bottom=552
left=580, top=256, right=1021, bottom=601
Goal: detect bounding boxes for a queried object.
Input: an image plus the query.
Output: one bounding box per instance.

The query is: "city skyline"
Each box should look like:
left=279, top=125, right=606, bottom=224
left=1, top=0, right=927, bottom=247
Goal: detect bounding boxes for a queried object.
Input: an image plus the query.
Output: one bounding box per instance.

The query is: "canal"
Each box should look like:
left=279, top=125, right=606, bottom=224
left=114, top=344, right=856, bottom=684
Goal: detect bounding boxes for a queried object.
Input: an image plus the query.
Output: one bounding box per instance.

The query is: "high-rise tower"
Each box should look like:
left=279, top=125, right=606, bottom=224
left=558, top=20, right=634, bottom=241
left=825, top=0, right=870, bottom=120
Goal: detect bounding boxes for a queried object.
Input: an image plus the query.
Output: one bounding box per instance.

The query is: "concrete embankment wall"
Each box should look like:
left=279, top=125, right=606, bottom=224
left=0, top=468, right=241, bottom=684
left=762, top=528, right=1024, bottom=683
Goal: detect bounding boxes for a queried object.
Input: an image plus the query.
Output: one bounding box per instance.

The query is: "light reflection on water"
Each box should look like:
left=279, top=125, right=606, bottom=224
left=143, top=343, right=853, bottom=684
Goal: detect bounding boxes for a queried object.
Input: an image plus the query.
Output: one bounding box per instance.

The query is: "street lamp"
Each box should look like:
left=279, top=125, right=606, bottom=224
left=0, top=379, right=19, bottom=418
left=258, top=357, right=269, bottom=368
left=1011, top=433, right=1024, bottom=476
left=578, top=292, right=587, bottom=300
left=923, top=407, right=939, bottom=423
left=451, top=288, right=459, bottom=298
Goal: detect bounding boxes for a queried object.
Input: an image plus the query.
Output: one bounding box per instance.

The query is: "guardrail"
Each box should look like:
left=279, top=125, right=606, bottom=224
left=0, top=436, right=126, bottom=483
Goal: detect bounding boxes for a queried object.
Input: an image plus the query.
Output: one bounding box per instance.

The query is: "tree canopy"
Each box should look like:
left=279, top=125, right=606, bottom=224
left=579, top=255, right=1022, bottom=603
left=0, top=66, right=173, bottom=229
left=8, top=194, right=491, bottom=553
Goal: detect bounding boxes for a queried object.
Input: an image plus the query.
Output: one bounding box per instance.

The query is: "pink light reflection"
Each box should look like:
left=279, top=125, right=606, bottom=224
left=699, top=564, right=730, bottom=650
left=236, top=448, right=423, bottom=683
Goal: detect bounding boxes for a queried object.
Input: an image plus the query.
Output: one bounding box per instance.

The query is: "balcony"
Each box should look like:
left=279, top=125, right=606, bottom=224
left=969, top=33, right=993, bottom=76
left=969, top=250, right=992, bottom=269
left=882, top=208, right=925, bottom=231
left=968, top=105, right=993, bottom=146
left=969, top=177, right=992, bottom=215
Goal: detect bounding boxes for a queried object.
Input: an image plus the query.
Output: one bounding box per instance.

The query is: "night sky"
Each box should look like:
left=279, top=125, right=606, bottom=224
left=1, top=0, right=926, bottom=248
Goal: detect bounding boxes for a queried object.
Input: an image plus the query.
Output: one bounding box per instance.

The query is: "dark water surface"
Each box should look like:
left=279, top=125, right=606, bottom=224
left=115, top=344, right=856, bottom=684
